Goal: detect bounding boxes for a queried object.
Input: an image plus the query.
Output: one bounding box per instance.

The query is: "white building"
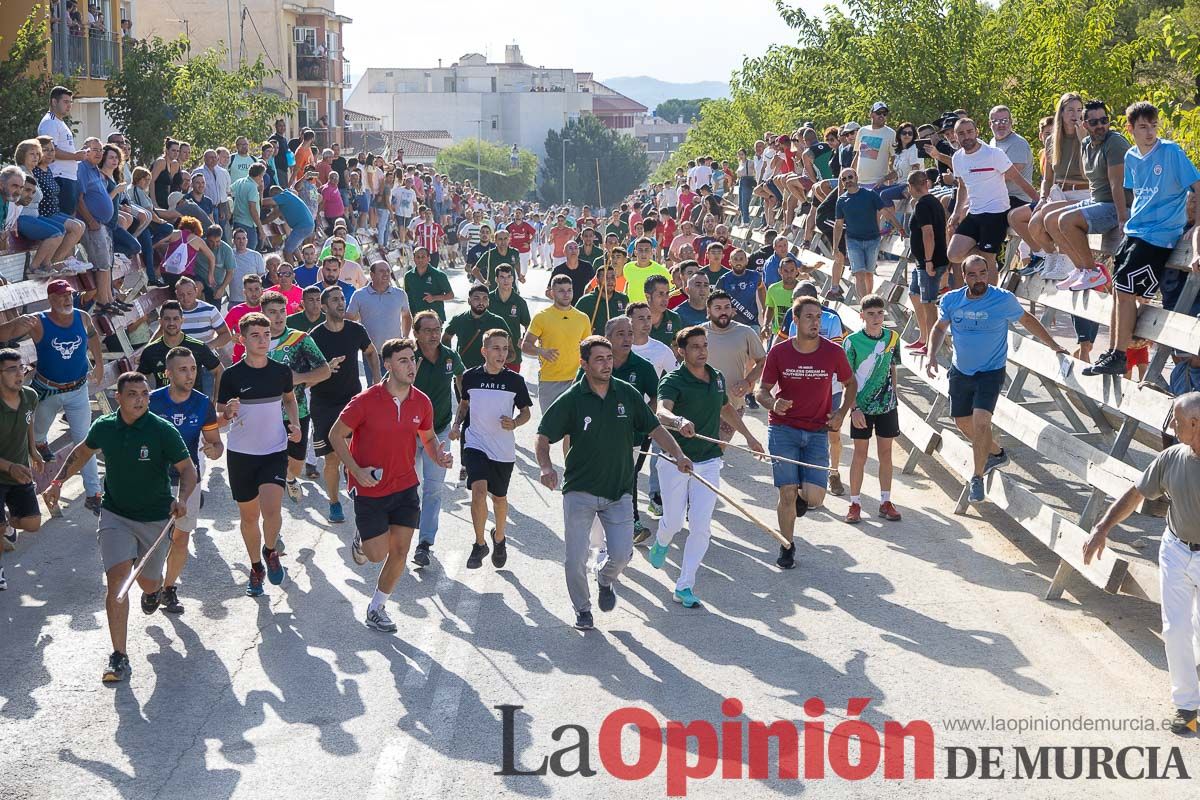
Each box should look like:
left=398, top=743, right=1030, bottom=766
left=345, top=44, right=642, bottom=162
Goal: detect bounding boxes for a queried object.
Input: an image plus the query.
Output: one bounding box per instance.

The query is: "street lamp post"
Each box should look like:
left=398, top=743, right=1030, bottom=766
left=477, top=118, right=483, bottom=188
left=561, top=138, right=570, bottom=206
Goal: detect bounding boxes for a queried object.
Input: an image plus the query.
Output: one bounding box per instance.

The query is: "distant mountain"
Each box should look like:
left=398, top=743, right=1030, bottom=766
left=600, top=76, right=730, bottom=113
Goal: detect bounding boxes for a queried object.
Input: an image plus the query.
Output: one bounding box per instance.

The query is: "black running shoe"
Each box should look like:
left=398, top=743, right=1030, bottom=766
left=1171, top=708, right=1197, bottom=735
left=140, top=589, right=161, bottom=615
left=574, top=610, right=594, bottom=630
left=794, top=494, right=808, bottom=518
left=597, top=579, right=617, bottom=612
left=745, top=393, right=759, bottom=409
left=102, top=650, right=131, bottom=683
left=777, top=542, right=796, bottom=570
left=467, top=542, right=489, bottom=569
left=160, top=585, right=184, bottom=614
left=1081, top=349, right=1126, bottom=377
left=263, top=545, right=284, bottom=585
left=413, top=541, right=431, bottom=567
left=491, top=530, right=507, bottom=568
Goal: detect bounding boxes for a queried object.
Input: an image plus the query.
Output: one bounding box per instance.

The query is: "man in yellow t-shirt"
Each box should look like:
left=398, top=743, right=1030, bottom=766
left=622, top=237, right=673, bottom=304
left=522, top=274, right=591, bottom=413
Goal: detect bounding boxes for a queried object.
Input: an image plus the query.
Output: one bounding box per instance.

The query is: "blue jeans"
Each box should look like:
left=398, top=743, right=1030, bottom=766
left=878, top=183, right=908, bottom=205
left=34, top=383, right=101, bottom=496
left=55, top=176, right=78, bottom=217
left=738, top=176, right=756, bottom=224
left=284, top=221, right=314, bottom=255
left=846, top=236, right=881, bottom=274
left=16, top=215, right=66, bottom=240
left=376, top=208, right=391, bottom=248
left=109, top=221, right=141, bottom=258
left=415, top=425, right=449, bottom=544
left=768, top=424, right=830, bottom=489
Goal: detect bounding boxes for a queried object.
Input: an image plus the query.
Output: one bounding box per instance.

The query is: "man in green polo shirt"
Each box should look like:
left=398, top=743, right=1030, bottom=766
left=444, top=284, right=509, bottom=370
left=44, top=372, right=195, bottom=684
left=577, top=227, right=607, bottom=270
left=646, top=326, right=763, bottom=607
left=646, top=274, right=683, bottom=346
left=0, top=348, right=44, bottom=593
left=286, top=285, right=326, bottom=333
left=575, top=265, right=630, bottom=336
left=412, top=310, right=465, bottom=567
left=489, top=264, right=530, bottom=371
left=473, top=228, right=522, bottom=291
left=536, top=335, right=692, bottom=631
left=403, top=247, right=455, bottom=321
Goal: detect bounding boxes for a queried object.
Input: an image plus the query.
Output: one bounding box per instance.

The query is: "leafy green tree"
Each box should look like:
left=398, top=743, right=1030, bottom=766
left=434, top=139, right=537, bottom=201
left=654, top=98, right=708, bottom=123
left=540, top=115, right=649, bottom=207
left=106, top=37, right=293, bottom=163
left=0, top=7, right=74, bottom=162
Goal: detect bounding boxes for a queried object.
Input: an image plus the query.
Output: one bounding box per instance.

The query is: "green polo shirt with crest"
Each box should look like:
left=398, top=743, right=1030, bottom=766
left=84, top=409, right=190, bottom=521
left=657, top=363, right=728, bottom=462
left=414, top=344, right=464, bottom=431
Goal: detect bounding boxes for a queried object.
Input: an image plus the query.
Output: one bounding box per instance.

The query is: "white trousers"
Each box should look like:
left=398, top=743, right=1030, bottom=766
left=655, top=456, right=721, bottom=591
left=1160, top=530, right=1200, bottom=710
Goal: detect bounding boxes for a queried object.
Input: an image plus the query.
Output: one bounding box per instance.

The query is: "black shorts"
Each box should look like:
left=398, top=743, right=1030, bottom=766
left=0, top=482, right=39, bottom=524
left=227, top=450, right=288, bottom=503
left=1112, top=235, right=1173, bottom=299
left=948, top=366, right=1005, bottom=418
left=462, top=447, right=515, bottom=497
left=352, top=484, right=420, bottom=540
left=956, top=211, right=1009, bottom=254
left=286, top=415, right=310, bottom=461
left=849, top=408, right=901, bottom=440
left=310, top=396, right=353, bottom=457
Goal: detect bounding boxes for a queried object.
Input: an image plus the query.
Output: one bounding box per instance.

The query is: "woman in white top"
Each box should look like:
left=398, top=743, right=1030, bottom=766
left=879, top=122, right=923, bottom=205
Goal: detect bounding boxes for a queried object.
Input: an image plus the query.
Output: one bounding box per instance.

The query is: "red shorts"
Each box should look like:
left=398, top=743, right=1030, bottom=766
left=1126, top=345, right=1149, bottom=367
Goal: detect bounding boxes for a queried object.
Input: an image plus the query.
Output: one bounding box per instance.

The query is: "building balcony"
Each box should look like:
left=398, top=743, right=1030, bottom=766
left=295, top=44, right=344, bottom=85
left=49, top=22, right=124, bottom=80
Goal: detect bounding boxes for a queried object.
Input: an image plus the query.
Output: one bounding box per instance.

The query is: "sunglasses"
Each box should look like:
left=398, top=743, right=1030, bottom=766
left=1086, top=116, right=1110, bottom=126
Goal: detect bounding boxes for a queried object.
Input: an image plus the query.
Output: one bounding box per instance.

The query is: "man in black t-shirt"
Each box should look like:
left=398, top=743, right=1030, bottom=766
left=308, top=285, right=378, bottom=525
left=138, top=301, right=223, bottom=396
left=906, top=171, right=949, bottom=352
left=465, top=225, right=495, bottom=272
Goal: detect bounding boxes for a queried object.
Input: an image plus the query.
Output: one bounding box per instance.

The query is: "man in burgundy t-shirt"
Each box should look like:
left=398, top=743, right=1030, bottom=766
left=757, top=297, right=855, bottom=570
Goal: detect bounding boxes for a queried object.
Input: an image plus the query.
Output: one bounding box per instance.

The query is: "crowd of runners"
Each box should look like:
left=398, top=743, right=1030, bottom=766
left=6, top=86, right=1200, bottom=733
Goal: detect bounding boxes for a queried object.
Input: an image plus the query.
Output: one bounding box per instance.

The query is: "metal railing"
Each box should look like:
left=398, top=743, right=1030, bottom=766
left=49, top=25, right=122, bottom=79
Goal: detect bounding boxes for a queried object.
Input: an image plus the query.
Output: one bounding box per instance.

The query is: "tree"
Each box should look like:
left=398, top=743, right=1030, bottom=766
left=540, top=115, right=649, bottom=207
left=0, top=7, right=74, bottom=162
left=434, top=139, right=537, bottom=201
left=654, top=98, right=708, bottom=124
left=106, top=37, right=293, bottom=163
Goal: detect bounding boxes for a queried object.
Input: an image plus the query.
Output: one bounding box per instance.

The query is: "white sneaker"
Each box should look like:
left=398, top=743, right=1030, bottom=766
left=1041, top=253, right=1075, bottom=281
left=1055, top=268, right=1084, bottom=290
left=63, top=256, right=93, bottom=274
left=365, top=605, right=397, bottom=632
left=1071, top=264, right=1111, bottom=292
left=0, top=566, right=7, bottom=590
left=286, top=479, right=301, bottom=502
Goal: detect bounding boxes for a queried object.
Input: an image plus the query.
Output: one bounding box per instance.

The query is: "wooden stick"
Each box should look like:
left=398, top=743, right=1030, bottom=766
left=114, top=518, right=175, bottom=603
left=641, top=450, right=790, bottom=547
left=665, top=426, right=834, bottom=472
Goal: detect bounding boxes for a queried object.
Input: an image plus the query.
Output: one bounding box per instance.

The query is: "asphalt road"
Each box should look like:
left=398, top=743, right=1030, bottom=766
left=0, top=264, right=1192, bottom=799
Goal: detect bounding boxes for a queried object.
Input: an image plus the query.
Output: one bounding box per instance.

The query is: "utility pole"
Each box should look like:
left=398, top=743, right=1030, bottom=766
left=561, top=138, right=570, bottom=206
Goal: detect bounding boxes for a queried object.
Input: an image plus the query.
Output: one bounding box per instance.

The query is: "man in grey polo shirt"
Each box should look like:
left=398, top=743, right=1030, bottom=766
left=988, top=105, right=1034, bottom=206
left=347, top=260, right=412, bottom=385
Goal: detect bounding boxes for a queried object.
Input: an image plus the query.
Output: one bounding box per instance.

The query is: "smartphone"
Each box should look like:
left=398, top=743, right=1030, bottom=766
left=914, top=138, right=932, bottom=151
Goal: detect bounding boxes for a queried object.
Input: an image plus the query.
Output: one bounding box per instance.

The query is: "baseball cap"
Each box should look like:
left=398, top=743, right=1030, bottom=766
left=167, top=191, right=184, bottom=209
left=841, top=121, right=861, bottom=133
left=47, top=279, right=74, bottom=295
left=871, top=101, right=889, bottom=113
left=940, top=116, right=957, bottom=131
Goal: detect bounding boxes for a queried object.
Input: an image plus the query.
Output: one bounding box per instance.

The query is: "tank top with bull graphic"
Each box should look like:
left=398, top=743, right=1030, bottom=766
left=35, top=309, right=89, bottom=384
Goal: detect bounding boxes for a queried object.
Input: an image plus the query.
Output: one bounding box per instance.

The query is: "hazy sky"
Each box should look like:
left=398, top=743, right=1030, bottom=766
left=337, top=0, right=819, bottom=85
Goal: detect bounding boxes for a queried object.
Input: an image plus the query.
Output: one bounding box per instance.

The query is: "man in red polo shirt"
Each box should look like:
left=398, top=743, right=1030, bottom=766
left=328, top=336, right=453, bottom=633
left=505, top=207, right=537, bottom=280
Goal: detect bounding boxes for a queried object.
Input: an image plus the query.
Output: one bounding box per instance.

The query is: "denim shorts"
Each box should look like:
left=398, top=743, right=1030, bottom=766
left=846, top=237, right=880, bottom=274
left=767, top=424, right=830, bottom=488
left=909, top=264, right=948, bottom=303
left=1067, top=199, right=1119, bottom=234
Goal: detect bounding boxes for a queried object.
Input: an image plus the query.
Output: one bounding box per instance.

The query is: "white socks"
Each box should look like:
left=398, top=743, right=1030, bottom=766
left=369, top=588, right=389, bottom=612
left=881, top=491, right=891, bottom=502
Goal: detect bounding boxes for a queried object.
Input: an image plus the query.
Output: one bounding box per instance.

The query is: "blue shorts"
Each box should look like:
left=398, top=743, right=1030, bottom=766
left=846, top=237, right=880, bottom=274
left=766, top=181, right=783, bottom=203
left=909, top=264, right=948, bottom=303
left=1066, top=199, right=1119, bottom=234
left=768, top=424, right=830, bottom=488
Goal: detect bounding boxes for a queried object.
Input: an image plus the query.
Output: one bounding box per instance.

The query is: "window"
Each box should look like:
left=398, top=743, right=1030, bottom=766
left=325, top=30, right=339, bottom=55
left=491, top=76, right=497, bottom=93
left=491, top=119, right=498, bottom=129
left=294, top=26, right=316, bottom=55
left=444, top=77, right=455, bottom=93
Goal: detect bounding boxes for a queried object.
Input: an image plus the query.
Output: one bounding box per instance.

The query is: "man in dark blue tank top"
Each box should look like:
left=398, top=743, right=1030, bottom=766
left=0, top=280, right=105, bottom=512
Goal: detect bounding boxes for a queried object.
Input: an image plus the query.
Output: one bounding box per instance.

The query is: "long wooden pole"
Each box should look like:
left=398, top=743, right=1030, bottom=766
left=664, top=426, right=834, bottom=471
left=641, top=450, right=790, bottom=547
left=595, top=158, right=602, bottom=208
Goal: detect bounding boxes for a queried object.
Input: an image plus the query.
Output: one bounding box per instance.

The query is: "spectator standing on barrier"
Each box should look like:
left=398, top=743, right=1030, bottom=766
left=851, top=102, right=896, bottom=191
left=1084, top=391, right=1200, bottom=734
left=831, top=168, right=902, bottom=299
left=947, top=118, right=1040, bottom=285
left=0, top=349, right=44, bottom=592
left=757, top=296, right=855, bottom=571
left=926, top=255, right=1068, bottom=503
left=906, top=170, right=950, bottom=354
left=0, top=280, right=104, bottom=513
left=39, top=86, right=84, bottom=219
left=230, top=163, right=267, bottom=251
left=1083, top=102, right=1200, bottom=377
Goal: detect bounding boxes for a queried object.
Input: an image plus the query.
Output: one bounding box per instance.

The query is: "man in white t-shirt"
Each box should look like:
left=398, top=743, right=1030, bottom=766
left=627, top=300, right=676, bottom=523
left=948, top=118, right=1040, bottom=283
left=38, top=86, right=85, bottom=217
left=851, top=102, right=896, bottom=190
left=687, top=158, right=714, bottom=193
left=389, top=177, right=418, bottom=246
